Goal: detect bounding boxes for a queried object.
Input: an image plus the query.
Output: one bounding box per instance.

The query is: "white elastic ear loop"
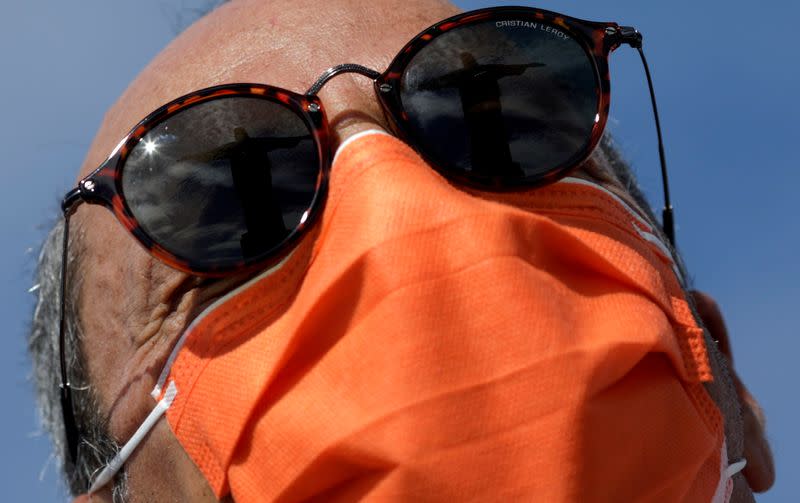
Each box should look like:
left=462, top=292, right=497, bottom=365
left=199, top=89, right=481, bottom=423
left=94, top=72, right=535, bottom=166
left=88, top=381, right=178, bottom=494
left=725, top=458, right=747, bottom=479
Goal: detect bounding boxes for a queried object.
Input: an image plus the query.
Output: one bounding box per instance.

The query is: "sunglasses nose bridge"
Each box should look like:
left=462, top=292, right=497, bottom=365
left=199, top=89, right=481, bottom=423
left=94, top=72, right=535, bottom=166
left=305, top=63, right=382, bottom=96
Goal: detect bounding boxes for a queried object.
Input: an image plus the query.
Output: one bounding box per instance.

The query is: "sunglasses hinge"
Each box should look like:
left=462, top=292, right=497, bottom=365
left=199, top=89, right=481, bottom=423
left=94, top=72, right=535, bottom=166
left=617, top=26, right=643, bottom=49
left=61, top=187, right=84, bottom=215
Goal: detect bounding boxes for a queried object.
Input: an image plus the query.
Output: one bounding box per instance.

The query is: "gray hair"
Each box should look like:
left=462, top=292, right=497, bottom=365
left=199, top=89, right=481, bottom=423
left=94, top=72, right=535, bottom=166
left=28, top=218, right=129, bottom=500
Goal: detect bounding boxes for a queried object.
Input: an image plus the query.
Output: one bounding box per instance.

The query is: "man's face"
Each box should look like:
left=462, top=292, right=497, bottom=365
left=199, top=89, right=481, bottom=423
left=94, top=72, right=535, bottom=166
left=65, top=0, right=774, bottom=501
left=72, top=0, right=459, bottom=500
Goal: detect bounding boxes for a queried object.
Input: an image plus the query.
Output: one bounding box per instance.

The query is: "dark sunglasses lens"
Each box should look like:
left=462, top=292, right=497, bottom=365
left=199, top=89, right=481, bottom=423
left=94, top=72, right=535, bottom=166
left=399, top=18, right=599, bottom=184
left=121, top=96, right=319, bottom=269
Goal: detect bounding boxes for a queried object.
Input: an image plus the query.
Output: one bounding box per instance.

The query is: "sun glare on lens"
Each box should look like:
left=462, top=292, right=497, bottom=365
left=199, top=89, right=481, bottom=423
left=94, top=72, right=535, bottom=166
left=143, top=139, right=158, bottom=155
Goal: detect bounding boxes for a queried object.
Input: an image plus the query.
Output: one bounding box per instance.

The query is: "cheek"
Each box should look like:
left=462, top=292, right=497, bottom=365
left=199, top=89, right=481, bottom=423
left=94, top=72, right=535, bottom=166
left=77, top=208, right=151, bottom=395
left=75, top=207, right=186, bottom=439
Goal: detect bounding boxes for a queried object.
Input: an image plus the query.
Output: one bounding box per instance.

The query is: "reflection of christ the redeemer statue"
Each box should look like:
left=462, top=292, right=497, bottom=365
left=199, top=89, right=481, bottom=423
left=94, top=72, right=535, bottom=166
left=420, top=52, right=544, bottom=177
left=182, top=127, right=308, bottom=258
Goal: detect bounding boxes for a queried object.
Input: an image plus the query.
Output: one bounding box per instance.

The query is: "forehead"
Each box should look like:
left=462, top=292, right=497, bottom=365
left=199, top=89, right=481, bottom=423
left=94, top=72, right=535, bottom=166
left=77, top=0, right=459, bottom=180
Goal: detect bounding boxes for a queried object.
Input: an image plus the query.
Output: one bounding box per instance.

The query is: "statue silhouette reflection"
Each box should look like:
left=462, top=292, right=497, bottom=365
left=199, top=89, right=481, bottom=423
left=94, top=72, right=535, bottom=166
left=182, top=127, right=309, bottom=258
left=420, top=52, right=544, bottom=177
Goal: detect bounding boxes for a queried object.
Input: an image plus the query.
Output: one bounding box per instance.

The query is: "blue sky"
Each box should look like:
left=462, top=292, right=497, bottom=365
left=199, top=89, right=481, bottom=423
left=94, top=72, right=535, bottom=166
left=1, top=1, right=796, bottom=500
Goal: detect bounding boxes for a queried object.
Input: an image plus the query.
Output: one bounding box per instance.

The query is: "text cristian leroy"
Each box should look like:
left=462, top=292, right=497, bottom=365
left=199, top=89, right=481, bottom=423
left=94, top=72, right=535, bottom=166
left=496, top=20, right=571, bottom=40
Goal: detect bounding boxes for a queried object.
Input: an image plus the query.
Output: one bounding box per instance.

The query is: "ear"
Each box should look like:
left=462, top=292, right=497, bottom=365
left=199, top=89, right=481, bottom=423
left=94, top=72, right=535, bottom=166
left=691, top=291, right=775, bottom=492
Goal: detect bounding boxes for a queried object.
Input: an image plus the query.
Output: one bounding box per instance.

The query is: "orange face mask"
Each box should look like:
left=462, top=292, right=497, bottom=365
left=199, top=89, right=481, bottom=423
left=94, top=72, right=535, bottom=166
left=91, top=132, right=743, bottom=501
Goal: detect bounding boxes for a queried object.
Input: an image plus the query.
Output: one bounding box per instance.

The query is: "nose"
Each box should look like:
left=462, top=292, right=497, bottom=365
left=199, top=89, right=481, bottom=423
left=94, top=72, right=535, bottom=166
left=309, top=65, right=395, bottom=149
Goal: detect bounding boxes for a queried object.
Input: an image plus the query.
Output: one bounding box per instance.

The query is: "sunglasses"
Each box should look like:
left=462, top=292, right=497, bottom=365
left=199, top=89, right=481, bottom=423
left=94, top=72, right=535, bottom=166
left=57, top=6, right=674, bottom=467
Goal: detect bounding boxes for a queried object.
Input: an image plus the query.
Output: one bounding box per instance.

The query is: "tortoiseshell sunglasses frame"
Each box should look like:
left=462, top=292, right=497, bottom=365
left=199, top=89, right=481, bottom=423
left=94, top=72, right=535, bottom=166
left=375, top=6, right=631, bottom=190
left=63, top=6, right=645, bottom=277
left=64, top=85, right=330, bottom=276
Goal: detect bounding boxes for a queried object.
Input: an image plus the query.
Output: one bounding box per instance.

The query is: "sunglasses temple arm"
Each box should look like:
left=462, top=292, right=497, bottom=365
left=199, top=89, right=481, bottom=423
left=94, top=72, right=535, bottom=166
left=59, top=189, right=84, bottom=464
left=619, top=27, right=675, bottom=247
left=637, top=50, right=675, bottom=246
left=638, top=47, right=675, bottom=247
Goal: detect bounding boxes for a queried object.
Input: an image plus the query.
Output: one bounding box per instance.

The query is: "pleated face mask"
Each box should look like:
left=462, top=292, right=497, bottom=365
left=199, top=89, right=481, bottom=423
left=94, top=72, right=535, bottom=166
left=90, top=131, right=743, bottom=502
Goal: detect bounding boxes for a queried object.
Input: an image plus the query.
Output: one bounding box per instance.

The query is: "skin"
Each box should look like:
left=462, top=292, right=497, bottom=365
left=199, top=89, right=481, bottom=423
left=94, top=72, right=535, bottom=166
left=68, top=0, right=773, bottom=500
